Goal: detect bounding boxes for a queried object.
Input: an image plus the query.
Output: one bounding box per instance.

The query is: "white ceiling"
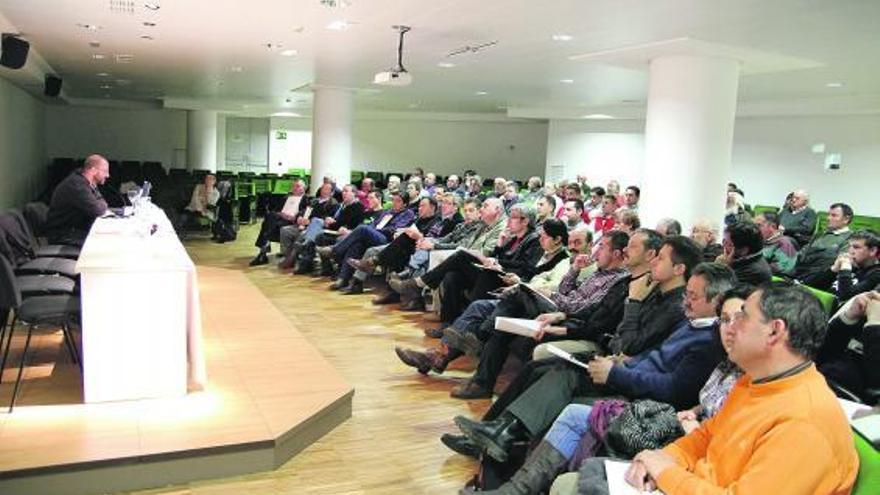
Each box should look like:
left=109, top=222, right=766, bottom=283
left=1, top=0, right=879, bottom=117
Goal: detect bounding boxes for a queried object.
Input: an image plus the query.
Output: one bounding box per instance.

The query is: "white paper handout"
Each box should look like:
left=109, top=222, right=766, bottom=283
left=545, top=344, right=590, bottom=370
left=429, top=249, right=456, bottom=270
left=495, top=317, right=542, bottom=338
left=605, top=460, right=661, bottom=495
left=375, top=214, right=394, bottom=230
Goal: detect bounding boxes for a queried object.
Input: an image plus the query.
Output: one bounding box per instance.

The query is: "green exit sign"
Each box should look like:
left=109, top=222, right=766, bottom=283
left=276, top=130, right=288, bottom=140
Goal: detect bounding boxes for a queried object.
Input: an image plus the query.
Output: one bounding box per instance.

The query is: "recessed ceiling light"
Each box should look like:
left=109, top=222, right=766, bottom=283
left=96, top=72, right=110, bottom=77
left=826, top=82, right=844, bottom=88
left=437, top=62, right=455, bottom=68
left=560, top=79, right=574, bottom=84
left=115, top=54, right=134, bottom=63
left=140, top=35, right=154, bottom=41
left=326, top=20, right=351, bottom=31
left=77, top=23, right=101, bottom=31
left=582, top=113, right=614, bottom=119
left=475, top=91, right=489, bottom=96
left=143, top=21, right=156, bottom=27
left=552, top=34, right=573, bottom=42
left=280, top=49, right=298, bottom=57
left=272, top=111, right=301, bottom=117
left=320, top=0, right=351, bottom=8
left=91, top=54, right=106, bottom=60
left=100, top=84, right=113, bottom=89
left=144, top=2, right=160, bottom=10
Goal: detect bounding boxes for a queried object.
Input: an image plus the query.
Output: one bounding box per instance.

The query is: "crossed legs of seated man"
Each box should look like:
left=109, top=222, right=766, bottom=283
left=390, top=249, right=484, bottom=324
left=250, top=211, right=295, bottom=266
left=455, top=360, right=602, bottom=463
left=395, top=298, right=500, bottom=374
left=324, top=224, right=388, bottom=290
left=458, top=403, right=595, bottom=495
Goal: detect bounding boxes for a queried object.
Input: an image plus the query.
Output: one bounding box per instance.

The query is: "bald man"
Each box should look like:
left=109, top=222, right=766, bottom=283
left=45, top=154, right=111, bottom=246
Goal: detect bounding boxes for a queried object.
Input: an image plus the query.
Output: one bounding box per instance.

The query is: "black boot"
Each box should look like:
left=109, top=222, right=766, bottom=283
left=454, top=412, right=526, bottom=463
left=339, top=279, right=364, bottom=295
left=249, top=251, right=269, bottom=266
left=440, top=433, right=480, bottom=458
left=459, top=441, right=568, bottom=495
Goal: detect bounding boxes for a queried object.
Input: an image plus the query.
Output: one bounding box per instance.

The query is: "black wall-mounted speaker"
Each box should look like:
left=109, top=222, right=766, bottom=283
left=44, top=75, right=62, bottom=97
left=0, top=35, right=30, bottom=69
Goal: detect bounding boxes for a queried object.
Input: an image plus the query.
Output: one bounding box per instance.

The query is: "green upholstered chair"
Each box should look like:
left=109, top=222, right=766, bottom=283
left=272, top=179, right=293, bottom=194
left=752, top=204, right=780, bottom=216
left=853, top=430, right=879, bottom=495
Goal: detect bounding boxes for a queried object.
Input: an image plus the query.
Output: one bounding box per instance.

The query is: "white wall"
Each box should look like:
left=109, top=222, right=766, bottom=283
left=545, top=115, right=880, bottom=217
left=545, top=119, right=645, bottom=187
left=730, top=115, right=880, bottom=217
left=0, top=77, right=46, bottom=208
left=45, top=106, right=187, bottom=169
left=268, top=116, right=548, bottom=180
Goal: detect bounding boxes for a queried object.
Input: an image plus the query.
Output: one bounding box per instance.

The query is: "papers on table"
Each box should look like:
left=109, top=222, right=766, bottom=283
left=605, top=460, right=661, bottom=495
left=322, top=229, right=341, bottom=236
left=495, top=317, right=542, bottom=337
left=545, top=344, right=590, bottom=370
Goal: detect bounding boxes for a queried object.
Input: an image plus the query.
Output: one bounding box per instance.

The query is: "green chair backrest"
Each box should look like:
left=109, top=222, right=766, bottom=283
left=234, top=181, right=255, bottom=199
left=288, top=167, right=308, bottom=178
left=752, top=204, right=780, bottom=216
left=815, top=211, right=829, bottom=237
left=853, top=431, right=879, bottom=495
left=851, top=215, right=880, bottom=234
left=804, top=285, right=837, bottom=316
left=273, top=179, right=293, bottom=194
left=351, top=171, right=365, bottom=183
left=253, top=178, right=273, bottom=194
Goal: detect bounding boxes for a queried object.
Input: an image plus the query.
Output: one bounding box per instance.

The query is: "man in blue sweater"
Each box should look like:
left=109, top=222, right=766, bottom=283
left=455, top=262, right=736, bottom=462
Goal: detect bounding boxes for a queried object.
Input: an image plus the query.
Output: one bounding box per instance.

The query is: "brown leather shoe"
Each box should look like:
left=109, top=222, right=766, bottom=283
left=450, top=380, right=492, bottom=400
left=394, top=347, right=433, bottom=374
left=346, top=257, right=375, bottom=273
left=372, top=291, right=401, bottom=305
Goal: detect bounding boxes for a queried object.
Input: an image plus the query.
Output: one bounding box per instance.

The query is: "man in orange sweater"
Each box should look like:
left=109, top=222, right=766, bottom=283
left=625, top=283, right=859, bottom=494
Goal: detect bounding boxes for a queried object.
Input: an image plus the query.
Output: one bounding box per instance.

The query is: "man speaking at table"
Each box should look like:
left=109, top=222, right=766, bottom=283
left=45, top=154, right=111, bottom=246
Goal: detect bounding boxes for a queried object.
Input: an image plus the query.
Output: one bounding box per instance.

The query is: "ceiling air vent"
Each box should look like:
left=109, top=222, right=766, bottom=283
left=109, top=0, right=136, bottom=14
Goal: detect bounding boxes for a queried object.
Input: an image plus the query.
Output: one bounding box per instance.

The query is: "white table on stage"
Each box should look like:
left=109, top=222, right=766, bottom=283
left=75, top=203, right=207, bottom=403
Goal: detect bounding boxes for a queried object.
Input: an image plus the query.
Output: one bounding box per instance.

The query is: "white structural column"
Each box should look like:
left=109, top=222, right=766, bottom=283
left=186, top=110, right=218, bottom=171
left=639, top=55, right=740, bottom=233
left=310, top=86, right=353, bottom=193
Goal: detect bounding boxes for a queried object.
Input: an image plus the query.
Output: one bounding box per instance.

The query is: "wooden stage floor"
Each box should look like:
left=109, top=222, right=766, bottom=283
left=0, top=225, right=491, bottom=494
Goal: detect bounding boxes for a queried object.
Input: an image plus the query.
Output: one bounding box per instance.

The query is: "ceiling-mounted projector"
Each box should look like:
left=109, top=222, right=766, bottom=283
left=374, top=25, right=412, bottom=86
left=373, top=70, right=412, bottom=86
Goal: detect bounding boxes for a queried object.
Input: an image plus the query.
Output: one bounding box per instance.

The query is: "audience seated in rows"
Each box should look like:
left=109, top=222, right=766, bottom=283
left=448, top=230, right=631, bottom=400
left=214, top=167, right=875, bottom=495
left=249, top=179, right=308, bottom=266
